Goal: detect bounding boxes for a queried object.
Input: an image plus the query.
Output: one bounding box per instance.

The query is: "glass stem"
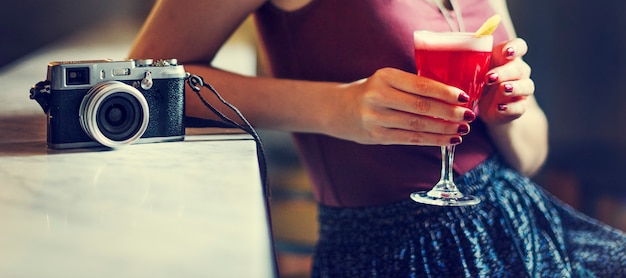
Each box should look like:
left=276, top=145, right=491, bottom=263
left=439, top=145, right=456, bottom=190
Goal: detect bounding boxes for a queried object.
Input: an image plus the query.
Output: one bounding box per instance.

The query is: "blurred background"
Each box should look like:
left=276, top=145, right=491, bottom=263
left=2, top=1, right=625, bottom=277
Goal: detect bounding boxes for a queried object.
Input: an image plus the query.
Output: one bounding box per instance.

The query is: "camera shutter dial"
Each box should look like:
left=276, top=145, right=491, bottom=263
left=136, top=59, right=154, bottom=67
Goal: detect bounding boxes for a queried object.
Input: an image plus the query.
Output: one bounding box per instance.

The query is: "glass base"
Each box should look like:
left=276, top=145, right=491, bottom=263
left=410, top=190, right=480, bottom=206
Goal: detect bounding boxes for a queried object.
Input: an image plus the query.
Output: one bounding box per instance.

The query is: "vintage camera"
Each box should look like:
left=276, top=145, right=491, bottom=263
left=30, top=59, right=186, bottom=149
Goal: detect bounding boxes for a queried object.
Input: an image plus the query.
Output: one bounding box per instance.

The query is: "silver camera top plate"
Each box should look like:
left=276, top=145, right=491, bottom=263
left=47, top=59, right=187, bottom=91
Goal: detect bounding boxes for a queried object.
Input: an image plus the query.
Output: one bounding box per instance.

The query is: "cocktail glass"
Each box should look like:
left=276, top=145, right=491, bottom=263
left=410, top=31, right=493, bottom=206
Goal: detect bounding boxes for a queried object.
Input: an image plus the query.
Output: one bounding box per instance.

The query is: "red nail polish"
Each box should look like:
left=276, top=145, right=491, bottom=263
left=498, top=104, right=508, bottom=111
left=505, top=47, right=515, bottom=58
left=458, top=93, right=470, bottom=103
left=450, top=137, right=462, bottom=144
left=457, top=124, right=469, bottom=134
left=504, top=84, right=514, bottom=93
left=463, top=110, right=476, bottom=121
left=487, top=73, right=499, bottom=84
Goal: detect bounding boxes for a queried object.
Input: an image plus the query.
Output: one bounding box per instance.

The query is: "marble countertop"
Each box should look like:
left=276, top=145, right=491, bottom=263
left=0, top=17, right=276, bottom=278
left=0, top=129, right=276, bottom=278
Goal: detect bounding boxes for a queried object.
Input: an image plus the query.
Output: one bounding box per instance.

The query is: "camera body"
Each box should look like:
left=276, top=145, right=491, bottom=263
left=32, top=59, right=186, bottom=149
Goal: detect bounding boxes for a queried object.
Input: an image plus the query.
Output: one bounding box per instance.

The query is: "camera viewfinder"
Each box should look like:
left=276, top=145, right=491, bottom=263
left=66, top=67, right=90, bottom=85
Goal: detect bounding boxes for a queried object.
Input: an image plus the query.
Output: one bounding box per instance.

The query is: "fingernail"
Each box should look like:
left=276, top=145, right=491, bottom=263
left=463, top=110, right=476, bottom=121
left=505, top=47, right=515, bottom=58
left=457, top=124, right=469, bottom=135
left=504, top=83, right=514, bottom=93
left=458, top=93, right=470, bottom=103
left=450, top=137, right=462, bottom=145
left=498, top=104, right=508, bottom=111
left=487, top=73, right=499, bottom=84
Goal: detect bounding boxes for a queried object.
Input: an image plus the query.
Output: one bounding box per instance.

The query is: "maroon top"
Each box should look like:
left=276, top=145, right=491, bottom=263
left=254, top=0, right=509, bottom=207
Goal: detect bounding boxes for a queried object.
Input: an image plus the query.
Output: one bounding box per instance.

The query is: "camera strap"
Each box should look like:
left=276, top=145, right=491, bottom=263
left=186, top=73, right=269, bottom=198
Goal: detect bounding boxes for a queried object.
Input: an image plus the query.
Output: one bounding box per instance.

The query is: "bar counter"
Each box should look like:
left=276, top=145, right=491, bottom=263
left=0, top=114, right=276, bottom=278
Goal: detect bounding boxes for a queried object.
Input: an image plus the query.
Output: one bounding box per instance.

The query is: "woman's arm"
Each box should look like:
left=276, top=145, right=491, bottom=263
left=129, top=0, right=478, bottom=146
left=481, top=0, right=549, bottom=176
left=128, top=0, right=344, bottom=133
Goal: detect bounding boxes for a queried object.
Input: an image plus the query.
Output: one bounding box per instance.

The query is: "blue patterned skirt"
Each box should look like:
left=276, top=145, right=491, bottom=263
left=311, top=155, right=626, bottom=277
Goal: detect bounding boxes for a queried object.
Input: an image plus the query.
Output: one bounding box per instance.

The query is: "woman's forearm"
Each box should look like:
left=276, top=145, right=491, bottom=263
left=182, top=64, right=342, bottom=133
left=486, top=96, right=548, bottom=176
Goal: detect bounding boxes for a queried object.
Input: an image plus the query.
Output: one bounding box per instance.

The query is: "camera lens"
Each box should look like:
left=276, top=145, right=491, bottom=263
left=79, top=81, right=149, bottom=147
left=97, top=93, right=143, bottom=141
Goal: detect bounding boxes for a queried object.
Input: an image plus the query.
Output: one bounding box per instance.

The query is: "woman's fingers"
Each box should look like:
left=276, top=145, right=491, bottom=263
left=498, top=78, right=535, bottom=98
left=492, top=38, right=528, bottom=63
left=362, top=126, right=465, bottom=146
left=346, top=67, right=478, bottom=145
left=485, top=59, right=531, bottom=86
left=365, top=68, right=476, bottom=123
left=374, top=110, right=471, bottom=136
left=373, top=68, right=469, bottom=105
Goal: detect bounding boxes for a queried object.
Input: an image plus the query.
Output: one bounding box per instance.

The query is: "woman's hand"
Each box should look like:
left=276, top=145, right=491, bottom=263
left=328, top=68, right=477, bottom=146
left=478, top=38, right=535, bottom=125
left=476, top=37, right=548, bottom=176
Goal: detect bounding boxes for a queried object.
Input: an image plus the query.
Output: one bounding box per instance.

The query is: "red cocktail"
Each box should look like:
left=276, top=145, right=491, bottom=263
left=411, top=31, right=493, bottom=206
